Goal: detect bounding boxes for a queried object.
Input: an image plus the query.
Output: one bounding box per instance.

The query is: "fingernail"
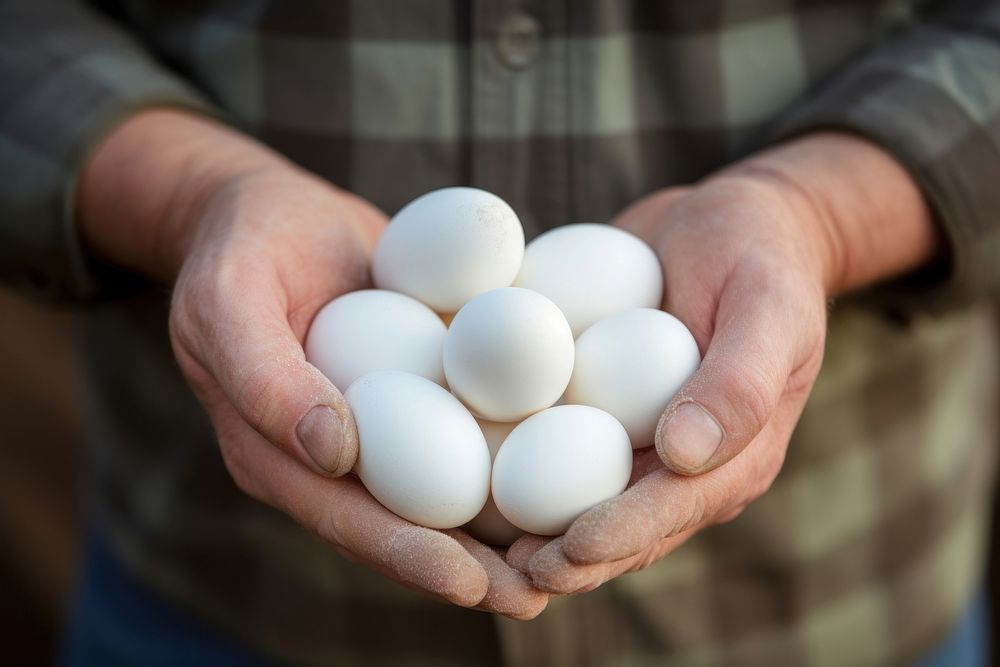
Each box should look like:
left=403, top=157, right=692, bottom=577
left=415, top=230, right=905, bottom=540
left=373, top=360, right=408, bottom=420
left=296, top=405, right=344, bottom=473
left=658, top=402, right=723, bottom=472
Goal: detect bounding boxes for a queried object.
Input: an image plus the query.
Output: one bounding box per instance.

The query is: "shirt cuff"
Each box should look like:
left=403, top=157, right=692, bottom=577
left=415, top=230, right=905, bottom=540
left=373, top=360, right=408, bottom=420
left=0, top=51, right=218, bottom=302
left=767, top=30, right=1000, bottom=314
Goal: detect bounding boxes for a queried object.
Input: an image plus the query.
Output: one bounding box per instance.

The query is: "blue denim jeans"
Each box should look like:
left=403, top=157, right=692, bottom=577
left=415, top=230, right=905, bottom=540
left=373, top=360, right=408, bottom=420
left=915, top=587, right=990, bottom=667
left=60, top=531, right=990, bottom=666
left=59, top=533, right=275, bottom=667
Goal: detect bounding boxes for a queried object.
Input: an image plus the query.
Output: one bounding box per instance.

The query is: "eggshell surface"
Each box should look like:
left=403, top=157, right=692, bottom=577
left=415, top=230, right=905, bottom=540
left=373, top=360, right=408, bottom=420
left=514, top=223, right=663, bottom=337
left=492, top=405, right=632, bottom=535
left=306, top=290, right=447, bottom=392
left=565, top=308, right=700, bottom=448
left=464, top=419, right=523, bottom=546
left=444, top=287, right=574, bottom=422
left=347, top=371, right=491, bottom=529
left=372, top=187, right=525, bottom=313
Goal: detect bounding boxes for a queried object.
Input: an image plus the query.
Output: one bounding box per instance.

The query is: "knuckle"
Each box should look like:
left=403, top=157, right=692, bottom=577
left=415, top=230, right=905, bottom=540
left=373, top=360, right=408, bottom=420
left=714, top=358, right=777, bottom=437
left=313, top=484, right=353, bottom=544
left=763, top=263, right=807, bottom=297
left=167, top=290, right=199, bottom=353
left=633, top=545, right=664, bottom=571
left=706, top=475, right=744, bottom=517
left=746, top=480, right=771, bottom=504
left=236, top=355, right=293, bottom=435
left=168, top=266, right=240, bottom=358
left=748, top=456, right=783, bottom=502
left=310, top=501, right=341, bottom=546
left=218, top=436, right=260, bottom=500
left=714, top=504, right=747, bottom=525
left=666, top=486, right=711, bottom=536
left=670, top=473, right=745, bottom=535
left=788, top=347, right=824, bottom=397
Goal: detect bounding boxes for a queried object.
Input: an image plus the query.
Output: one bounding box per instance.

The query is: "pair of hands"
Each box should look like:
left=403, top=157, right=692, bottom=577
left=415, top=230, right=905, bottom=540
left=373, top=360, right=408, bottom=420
left=79, top=111, right=937, bottom=620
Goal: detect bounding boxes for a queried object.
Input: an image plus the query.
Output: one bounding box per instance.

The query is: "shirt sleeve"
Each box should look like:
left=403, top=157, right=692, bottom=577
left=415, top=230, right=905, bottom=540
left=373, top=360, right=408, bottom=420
left=0, top=1, right=217, bottom=301
left=769, top=0, right=1000, bottom=312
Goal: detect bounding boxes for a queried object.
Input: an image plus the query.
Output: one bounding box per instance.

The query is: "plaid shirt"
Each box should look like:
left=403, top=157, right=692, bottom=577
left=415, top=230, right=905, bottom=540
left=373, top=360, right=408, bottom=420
left=2, top=1, right=1000, bottom=664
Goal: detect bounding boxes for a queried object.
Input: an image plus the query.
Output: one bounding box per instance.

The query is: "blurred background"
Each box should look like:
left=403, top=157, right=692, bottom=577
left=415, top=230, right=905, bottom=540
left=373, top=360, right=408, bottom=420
left=0, top=289, right=84, bottom=664
left=1, top=286, right=998, bottom=664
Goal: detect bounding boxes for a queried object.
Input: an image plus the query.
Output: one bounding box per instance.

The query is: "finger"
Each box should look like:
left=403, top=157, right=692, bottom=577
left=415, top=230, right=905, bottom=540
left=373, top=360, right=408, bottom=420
left=613, top=187, right=693, bottom=238
left=447, top=530, right=549, bottom=620
left=172, top=270, right=358, bottom=476
left=563, top=396, right=799, bottom=565
left=503, top=450, right=698, bottom=575
left=506, top=534, right=553, bottom=575
left=655, top=272, right=819, bottom=475
left=528, top=532, right=694, bottom=595
left=207, top=391, right=489, bottom=606
left=630, top=446, right=664, bottom=484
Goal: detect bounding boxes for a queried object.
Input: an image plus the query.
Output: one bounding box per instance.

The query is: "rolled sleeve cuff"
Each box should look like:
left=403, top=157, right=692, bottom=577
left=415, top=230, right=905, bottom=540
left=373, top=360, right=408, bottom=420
left=768, top=38, right=1000, bottom=313
left=0, top=52, right=219, bottom=302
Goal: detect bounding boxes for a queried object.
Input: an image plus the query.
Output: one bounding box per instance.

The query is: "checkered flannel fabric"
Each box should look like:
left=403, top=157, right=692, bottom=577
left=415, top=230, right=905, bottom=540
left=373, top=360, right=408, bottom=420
left=2, top=1, right=999, bottom=664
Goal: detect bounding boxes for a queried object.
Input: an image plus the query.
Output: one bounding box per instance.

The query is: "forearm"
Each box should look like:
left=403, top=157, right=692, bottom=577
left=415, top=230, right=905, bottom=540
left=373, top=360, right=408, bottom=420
left=724, top=132, right=940, bottom=296
left=76, top=109, right=289, bottom=282
left=0, top=5, right=219, bottom=299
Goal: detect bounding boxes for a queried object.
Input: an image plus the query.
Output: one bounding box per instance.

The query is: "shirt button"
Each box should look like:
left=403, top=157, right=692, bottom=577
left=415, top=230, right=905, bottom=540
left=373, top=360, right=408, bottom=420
left=495, top=10, right=541, bottom=69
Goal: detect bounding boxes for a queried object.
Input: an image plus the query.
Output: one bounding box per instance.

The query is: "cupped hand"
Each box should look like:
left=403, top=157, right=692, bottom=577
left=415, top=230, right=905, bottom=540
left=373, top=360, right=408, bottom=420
left=168, top=166, right=547, bottom=618
left=508, top=172, right=830, bottom=592
left=506, top=131, right=938, bottom=594
left=79, top=110, right=547, bottom=618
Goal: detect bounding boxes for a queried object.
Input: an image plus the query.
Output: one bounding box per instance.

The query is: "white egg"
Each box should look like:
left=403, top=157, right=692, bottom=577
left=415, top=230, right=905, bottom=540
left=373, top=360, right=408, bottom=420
left=514, top=223, right=663, bottom=337
left=492, top=405, right=632, bottom=535
left=444, top=287, right=574, bottom=422
left=305, top=290, right=447, bottom=392
left=372, top=187, right=525, bottom=313
left=347, top=371, right=491, bottom=529
left=464, top=419, right=523, bottom=546
left=565, top=308, right=700, bottom=448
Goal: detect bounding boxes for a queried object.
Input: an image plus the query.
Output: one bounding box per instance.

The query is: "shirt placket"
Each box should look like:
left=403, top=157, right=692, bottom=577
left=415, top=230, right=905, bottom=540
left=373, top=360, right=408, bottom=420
left=469, top=0, right=571, bottom=241
left=468, top=5, right=580, bottom=665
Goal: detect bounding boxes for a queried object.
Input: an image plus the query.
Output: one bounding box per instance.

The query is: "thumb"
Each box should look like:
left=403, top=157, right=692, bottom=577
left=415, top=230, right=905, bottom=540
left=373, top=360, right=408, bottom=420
left=655, top=279, right=812, bottom=475
left=171, top=279, right=359, bottom=477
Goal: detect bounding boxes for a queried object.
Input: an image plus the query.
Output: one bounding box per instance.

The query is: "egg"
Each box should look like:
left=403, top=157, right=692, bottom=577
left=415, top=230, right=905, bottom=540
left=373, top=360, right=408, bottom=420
left=444, top=287, right=574, bottom=422
left=565, top=308, right=700, bottom=448
left=464, top=419, right=523, bottom=546
left=491, top=405, right=633, bottom=535
left=305, top=290, right=447, bottom=392
left=514, top=223, right=663, bottom=337
left=372, top=187, right=525, bottom=313
left=347, top=371, right=491, bottom=529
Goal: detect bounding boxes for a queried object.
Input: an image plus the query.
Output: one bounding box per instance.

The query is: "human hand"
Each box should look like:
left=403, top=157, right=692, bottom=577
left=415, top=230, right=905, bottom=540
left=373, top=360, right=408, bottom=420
left=78, top=110, right=547, bottom=618
left=506, top=132, right=938, bottom=593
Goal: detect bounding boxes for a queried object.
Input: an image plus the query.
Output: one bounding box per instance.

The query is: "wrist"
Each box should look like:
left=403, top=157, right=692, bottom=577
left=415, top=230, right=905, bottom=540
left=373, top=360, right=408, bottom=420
left=77, top=108, right=291, bottom=281
left=723, top=132, right=940, bottom=295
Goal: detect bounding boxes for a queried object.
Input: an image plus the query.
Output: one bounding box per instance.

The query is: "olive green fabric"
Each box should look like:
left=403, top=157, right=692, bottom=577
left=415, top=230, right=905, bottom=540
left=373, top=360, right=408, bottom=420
left=2, top=1, right=999, bottom=664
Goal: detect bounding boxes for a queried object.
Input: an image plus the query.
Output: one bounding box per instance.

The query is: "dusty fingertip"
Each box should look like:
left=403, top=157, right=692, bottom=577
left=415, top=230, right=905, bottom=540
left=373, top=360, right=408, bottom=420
left=443, top=564, right=491, bottom=608
left=387, top=527, right=489, bottom=607
left=563, top=481, right=672, bottom=565
left=502, top=592, right=548, bottom=621
left=446, top=530, right=550, bottom=619
left=561, top=501, right=639, bottom=565
left=505, top=534, right=550, bottom=574
left=482, top=569, right=550, bottom=620
left=526, top=540, right=595, bottom=595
